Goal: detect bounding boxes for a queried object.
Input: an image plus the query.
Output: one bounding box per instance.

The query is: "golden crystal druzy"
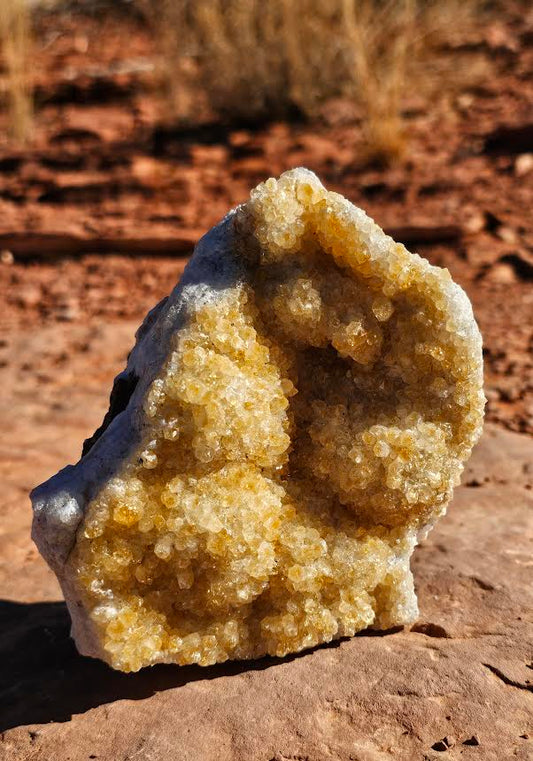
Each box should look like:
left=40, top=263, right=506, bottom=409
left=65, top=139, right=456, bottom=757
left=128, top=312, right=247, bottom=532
left=70, top=169, right=484, bottom=672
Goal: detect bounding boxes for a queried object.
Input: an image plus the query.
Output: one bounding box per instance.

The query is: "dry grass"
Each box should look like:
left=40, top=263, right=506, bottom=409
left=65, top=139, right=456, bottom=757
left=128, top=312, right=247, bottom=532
left=0, top=0, right=485, bottom=158
left=142, top=0, right=485, bottom=164
left=341, top=0, right=417, bottom=164
left=0, top=0, right=33, bottom=143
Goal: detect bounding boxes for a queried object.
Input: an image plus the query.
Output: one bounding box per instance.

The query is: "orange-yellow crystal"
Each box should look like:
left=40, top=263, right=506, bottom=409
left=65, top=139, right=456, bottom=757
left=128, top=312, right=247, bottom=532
left=69, top=169, right=484, bottom=672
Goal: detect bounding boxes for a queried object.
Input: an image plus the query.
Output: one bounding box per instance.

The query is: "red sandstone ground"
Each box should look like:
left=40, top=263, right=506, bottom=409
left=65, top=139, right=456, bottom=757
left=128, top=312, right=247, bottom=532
left=0, top=2, right=532, bottom=760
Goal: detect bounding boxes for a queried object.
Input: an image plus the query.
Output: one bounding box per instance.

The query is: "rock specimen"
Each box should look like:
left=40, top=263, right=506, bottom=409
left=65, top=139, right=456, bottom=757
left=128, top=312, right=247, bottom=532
left=31, top=168, right=484, bottom=672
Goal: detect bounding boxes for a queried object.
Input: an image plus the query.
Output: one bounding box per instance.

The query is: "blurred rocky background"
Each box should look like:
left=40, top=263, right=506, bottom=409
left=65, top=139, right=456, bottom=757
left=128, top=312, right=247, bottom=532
left=0, top=2, right=531, bottom=759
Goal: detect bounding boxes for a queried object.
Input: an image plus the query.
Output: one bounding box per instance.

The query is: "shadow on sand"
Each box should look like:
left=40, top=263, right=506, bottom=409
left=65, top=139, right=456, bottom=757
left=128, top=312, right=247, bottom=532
left=0, top=599, right=401, bottom=731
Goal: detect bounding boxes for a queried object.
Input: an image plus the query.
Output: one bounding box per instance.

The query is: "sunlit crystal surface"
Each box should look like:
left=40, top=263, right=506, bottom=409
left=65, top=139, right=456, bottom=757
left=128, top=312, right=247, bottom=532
left=70, top=169, right=484, bottom=671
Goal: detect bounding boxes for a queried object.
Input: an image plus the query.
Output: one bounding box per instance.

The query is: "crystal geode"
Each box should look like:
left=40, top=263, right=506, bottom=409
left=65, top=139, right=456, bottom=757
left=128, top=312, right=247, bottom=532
left=31, top=169, right=484, bottom=672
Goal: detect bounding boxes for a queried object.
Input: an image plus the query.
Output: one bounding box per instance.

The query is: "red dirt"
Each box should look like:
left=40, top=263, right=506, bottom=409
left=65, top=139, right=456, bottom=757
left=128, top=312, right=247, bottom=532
left=0, top=3, right=532, bottom=430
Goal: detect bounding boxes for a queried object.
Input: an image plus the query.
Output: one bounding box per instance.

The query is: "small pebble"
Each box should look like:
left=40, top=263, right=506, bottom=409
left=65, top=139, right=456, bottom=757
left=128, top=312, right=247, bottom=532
left=515, top=153, right=533, bottom=177
left=0, top=249, right=14, bottom=265
left=432, top=736, right=455, bottom=751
